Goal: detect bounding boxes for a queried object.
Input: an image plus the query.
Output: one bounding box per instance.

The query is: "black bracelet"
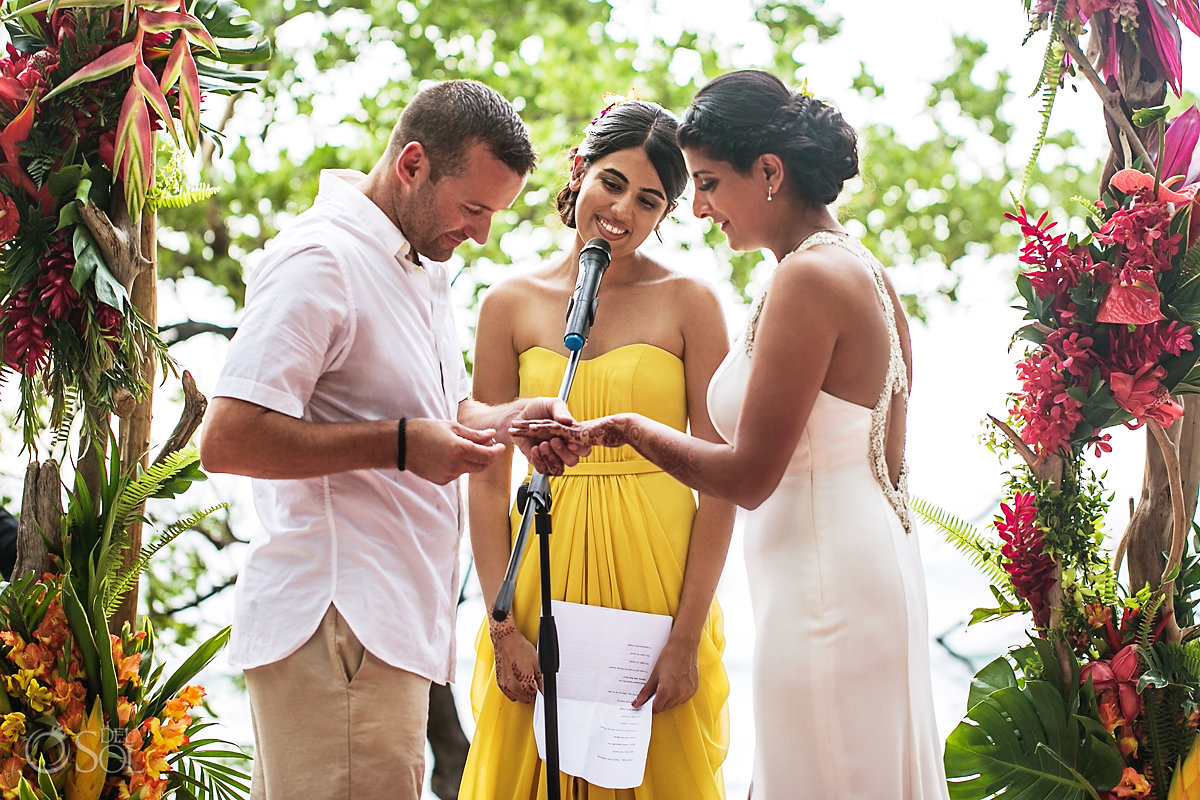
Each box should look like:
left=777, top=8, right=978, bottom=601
left=397, top=417, right=407, bottom=472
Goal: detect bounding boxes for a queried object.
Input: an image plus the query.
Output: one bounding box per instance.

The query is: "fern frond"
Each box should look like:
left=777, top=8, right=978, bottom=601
left=1031, top=0, right=1070, bottom=98
left=911, top=497, right=1016, bottom=596
left=1138, top=593, right=1168, bottom=648
left=1021, top=74, right=1064, bottom=203
left=110, top=447, right=201, bottom=536
left=1072, top=195, right=1106, bottom=225
left=147, top=185, right=218, bottom=211
left=103, top=504, right=226, bottom=617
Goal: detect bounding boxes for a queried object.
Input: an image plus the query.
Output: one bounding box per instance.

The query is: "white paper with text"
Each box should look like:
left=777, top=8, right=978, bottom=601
left=533, top=600, right=673, bottom=789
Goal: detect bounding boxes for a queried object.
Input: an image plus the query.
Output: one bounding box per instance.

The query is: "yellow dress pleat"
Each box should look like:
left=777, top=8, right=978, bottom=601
left=459, top=344, right=729, bottom=800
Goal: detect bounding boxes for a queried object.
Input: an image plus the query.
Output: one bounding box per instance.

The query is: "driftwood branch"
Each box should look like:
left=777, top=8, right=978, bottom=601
left=152, top=371, right=208, bottom=467
left=77, top=200, right=152, bottom=294
left=1149, top=420, right=1186, bottom=644
left=159, top=320, right=237, bottom=345
left=12, top=460, right=61, bottom=582
left=1061, top=34, right=1154, bottom=169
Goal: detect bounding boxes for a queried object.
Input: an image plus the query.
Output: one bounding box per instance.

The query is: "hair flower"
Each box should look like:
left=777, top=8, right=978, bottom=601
left=589, top=87, right=641, bottom=128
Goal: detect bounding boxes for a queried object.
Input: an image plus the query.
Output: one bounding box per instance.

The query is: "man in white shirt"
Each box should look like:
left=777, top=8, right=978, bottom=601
left=200, top=79, right=579, bottom=800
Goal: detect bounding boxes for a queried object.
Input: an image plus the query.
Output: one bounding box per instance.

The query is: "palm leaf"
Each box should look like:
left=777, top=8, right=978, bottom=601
left=169, top=722, right=251, bottom=800
left=140, top=627, right=230, bottom=725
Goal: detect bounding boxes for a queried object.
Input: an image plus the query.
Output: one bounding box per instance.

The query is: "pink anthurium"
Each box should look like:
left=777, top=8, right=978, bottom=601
left=1111, top=168, right=1199, bottom=203
left=1097, top=281, right=1167, bottom=324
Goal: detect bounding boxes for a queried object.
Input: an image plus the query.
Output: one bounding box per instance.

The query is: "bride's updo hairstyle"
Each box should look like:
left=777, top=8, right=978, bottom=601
left=556, top=100, right=687, bottom=228
left=678, top=70, right=859, bottom=207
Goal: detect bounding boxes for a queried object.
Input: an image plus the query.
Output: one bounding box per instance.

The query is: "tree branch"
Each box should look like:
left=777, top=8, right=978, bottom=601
left=159, top=320, right=237, bottom=345
left=1061, top=33, right=1153, bottom=168
left=154, top=574, right=238, bottom=617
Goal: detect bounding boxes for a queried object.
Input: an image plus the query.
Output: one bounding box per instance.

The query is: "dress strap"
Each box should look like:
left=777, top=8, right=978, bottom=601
left=742, top=230, right=914, bottom=534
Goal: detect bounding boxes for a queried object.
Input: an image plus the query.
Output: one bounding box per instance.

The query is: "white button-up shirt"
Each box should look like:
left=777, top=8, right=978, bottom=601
left=215, top=170, right=470, bottom=682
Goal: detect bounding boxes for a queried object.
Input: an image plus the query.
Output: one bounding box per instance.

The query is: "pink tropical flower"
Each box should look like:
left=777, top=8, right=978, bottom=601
left=995, top=492, right=1056, bottom=628
left=37, top=240, right=78, bottom=321
left=1096, top=280, right=1166, bottom=324
left=2, top=287, right=49, bottom=376
left=1109, top=364, right=1185, bottom=428
left=0, top=195, right=16, bottom=243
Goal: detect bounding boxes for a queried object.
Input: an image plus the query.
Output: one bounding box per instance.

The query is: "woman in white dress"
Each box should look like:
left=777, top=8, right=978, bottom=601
left=512, top=70, right=950, bottom=799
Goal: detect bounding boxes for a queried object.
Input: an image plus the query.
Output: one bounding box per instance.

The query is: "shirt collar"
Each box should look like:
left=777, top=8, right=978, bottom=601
left=316, top=169, right=424, bottom=272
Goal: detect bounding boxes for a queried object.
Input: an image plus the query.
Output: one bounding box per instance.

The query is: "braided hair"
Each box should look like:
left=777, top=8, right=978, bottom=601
left=556, top=100, right=687, bottom=228
left=678, top=70, right=858, bottom=206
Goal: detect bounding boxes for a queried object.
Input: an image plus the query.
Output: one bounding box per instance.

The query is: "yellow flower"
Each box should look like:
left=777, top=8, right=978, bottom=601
left=23, top=677, right=54, bottom=714
left=0, top=713, right=24, bottom=741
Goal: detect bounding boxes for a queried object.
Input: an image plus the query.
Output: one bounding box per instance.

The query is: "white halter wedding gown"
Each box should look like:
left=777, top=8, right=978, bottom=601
left=706, top=232, right=949, bottom=799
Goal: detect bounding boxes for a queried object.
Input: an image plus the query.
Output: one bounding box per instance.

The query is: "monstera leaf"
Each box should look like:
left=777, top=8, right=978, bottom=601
left=945, top=645, right=1124, bottom=799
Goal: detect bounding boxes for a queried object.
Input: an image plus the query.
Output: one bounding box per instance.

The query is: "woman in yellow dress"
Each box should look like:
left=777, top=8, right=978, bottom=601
left=459, top=98, right=735, bottom=800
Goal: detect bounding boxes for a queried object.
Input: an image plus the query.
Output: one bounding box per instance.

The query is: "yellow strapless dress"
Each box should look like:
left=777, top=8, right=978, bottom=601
left=459, top=343, right=729, bottom=800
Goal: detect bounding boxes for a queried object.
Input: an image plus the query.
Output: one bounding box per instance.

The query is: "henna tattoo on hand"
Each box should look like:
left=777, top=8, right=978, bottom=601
left=488, top=615, right=538, bottom=701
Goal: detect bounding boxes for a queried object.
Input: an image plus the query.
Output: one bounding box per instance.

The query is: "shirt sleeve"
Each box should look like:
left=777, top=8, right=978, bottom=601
left=214, top=244, right=354, bottom=419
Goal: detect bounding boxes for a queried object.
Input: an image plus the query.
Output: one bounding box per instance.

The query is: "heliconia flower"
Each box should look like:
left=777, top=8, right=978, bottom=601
left=1109, top=364, right=1185, bottom=428
left=995, top=491, right=1056, bottom=628
left=0, top=194, right=18, bottom=243
left=1097, top=279, right=1166, bottom=324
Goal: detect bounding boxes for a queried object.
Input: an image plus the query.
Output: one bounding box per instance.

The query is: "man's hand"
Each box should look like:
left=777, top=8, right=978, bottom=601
left=405, top=418, right=505, bottom=484
left=633, top=637, right=699, bottom=713
left=513, top=398, right=591, bottom=475
left=489, top=615, right=542, bottom=703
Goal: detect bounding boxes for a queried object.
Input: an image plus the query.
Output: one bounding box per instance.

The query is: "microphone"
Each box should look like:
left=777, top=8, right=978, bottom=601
left=563, top=238, right=611, bottom=351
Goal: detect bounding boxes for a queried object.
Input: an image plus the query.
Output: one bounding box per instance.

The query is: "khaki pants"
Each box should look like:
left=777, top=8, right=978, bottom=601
left=245, top=606, right=430, bottom=799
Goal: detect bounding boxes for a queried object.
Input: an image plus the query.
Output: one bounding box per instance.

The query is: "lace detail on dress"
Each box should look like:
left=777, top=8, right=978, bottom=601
left=743, top=230, right=914, bottom=534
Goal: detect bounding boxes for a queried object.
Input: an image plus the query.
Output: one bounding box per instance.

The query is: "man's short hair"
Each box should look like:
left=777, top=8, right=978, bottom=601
left=389, top=80, right=537, bottom=181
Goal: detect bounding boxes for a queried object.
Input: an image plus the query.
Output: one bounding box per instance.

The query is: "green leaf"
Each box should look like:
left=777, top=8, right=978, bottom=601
left=945, top=679, right=1122, bottom=799
left=1133, top=105, right=1171, bottom=127
left=140, top=627, right=230, bottom=724
left=91, top=263, right=129, bottom=311
left=70, top=224, right=103, bottom=290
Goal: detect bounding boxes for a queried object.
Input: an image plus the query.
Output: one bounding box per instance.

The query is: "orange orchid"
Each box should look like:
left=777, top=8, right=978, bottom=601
left=1114, top=766, right=1152, bottom=797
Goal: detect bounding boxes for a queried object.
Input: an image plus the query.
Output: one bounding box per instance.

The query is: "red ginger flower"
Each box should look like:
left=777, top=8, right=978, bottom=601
left=37, top=239, right=79, bottom=321
left=2, top=286, right=49, bottom=376
left=995, top=491, right=1056, bottom=628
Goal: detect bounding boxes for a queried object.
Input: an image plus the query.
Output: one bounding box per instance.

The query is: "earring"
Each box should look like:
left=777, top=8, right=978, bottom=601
left=767, top=185, right=774, bottom=202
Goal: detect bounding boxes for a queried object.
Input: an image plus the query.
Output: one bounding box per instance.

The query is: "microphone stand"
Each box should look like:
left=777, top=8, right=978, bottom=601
left=492, top=237, right=607, bottom=800
left=491, top=350, right=583, bottom=800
